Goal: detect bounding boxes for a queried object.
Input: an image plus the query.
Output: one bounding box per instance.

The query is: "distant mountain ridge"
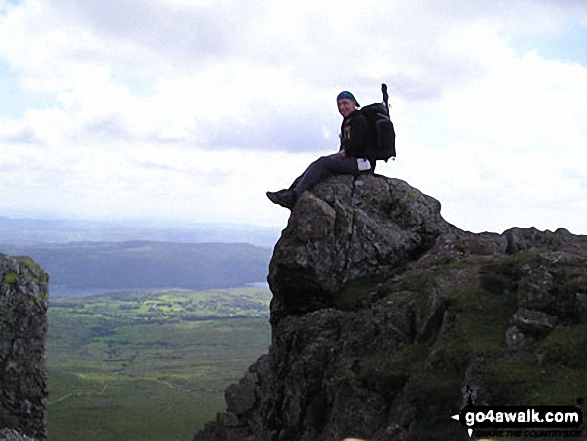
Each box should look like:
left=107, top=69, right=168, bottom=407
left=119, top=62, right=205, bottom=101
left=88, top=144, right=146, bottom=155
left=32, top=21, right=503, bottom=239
left=0, top=241, right=272, bottom=296
left=0, top=216, right=280, bottom=247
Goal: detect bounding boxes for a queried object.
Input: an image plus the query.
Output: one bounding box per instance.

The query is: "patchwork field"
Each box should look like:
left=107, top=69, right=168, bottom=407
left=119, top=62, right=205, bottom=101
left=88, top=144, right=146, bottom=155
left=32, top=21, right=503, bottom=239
left=46, top=287, right=272, bottom=441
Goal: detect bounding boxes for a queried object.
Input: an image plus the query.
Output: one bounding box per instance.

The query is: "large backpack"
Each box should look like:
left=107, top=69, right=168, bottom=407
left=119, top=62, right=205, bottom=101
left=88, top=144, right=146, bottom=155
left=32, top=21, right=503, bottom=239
left=359, top=84, right=396, bottom=162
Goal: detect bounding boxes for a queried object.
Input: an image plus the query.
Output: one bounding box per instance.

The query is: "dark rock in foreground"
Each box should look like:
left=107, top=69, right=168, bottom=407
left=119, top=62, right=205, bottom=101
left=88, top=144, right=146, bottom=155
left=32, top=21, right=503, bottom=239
left=0, top=256, right=49, bottom=441
left=194, top=174, right=587, bottom=441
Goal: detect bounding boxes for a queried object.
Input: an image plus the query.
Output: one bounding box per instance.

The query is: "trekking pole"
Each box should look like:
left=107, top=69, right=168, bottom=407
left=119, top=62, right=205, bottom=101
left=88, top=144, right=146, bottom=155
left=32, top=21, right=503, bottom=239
left=382, top=83, right=390, bottom=117
left=382, top=83, right=395, bottom=161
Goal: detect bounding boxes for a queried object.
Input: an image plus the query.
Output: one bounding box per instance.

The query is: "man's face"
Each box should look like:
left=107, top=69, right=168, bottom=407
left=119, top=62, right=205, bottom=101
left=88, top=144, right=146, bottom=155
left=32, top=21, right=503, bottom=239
left=337, top=99, right=356, bottom=118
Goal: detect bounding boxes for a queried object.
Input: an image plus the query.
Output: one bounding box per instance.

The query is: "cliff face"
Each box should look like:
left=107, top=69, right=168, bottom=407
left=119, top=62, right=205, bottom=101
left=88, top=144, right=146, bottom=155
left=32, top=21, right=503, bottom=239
left=194, top=174, right=587, bottom=441
left=0, top=255, right=49, bottom=441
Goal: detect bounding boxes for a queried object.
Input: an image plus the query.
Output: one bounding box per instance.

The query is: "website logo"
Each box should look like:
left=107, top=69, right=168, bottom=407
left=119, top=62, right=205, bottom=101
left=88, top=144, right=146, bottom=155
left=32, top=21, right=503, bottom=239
left=451, top=397, right=584, bottom=438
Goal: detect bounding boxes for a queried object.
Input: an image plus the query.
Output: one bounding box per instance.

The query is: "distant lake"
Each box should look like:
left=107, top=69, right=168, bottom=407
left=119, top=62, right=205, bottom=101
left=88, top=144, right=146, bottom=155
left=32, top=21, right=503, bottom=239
left=50, top=282, right=270, bottom=298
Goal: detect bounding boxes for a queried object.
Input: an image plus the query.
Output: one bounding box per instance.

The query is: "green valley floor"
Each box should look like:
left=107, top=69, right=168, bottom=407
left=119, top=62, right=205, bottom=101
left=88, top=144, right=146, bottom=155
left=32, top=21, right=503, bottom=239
left=46, top=287, right=272, bottom=441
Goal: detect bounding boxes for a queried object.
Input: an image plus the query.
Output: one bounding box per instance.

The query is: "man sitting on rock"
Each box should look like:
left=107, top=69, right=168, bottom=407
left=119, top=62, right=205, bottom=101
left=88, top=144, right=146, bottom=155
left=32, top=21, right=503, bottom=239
left=266, top=91, right=374, bottom=209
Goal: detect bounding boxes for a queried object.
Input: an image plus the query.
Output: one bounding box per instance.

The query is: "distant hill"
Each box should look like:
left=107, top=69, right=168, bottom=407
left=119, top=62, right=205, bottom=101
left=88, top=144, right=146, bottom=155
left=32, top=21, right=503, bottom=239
left=0, top=216, right=281, bottom=247
left=0, top=241, right=272, bottom=296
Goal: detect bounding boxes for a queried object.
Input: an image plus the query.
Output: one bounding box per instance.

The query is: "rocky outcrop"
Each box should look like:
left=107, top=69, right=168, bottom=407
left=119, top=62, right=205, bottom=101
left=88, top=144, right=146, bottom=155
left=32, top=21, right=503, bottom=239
left=0, top=255, right=49, bottom=441
left=194, top=174, right=587, bottom=441
left=268, top=175, right=454, bottom=321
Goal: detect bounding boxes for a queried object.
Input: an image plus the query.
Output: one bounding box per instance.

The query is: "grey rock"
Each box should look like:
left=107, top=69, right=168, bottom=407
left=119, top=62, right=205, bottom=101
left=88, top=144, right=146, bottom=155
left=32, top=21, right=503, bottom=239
left=225, top=374, right=258, bottom=416
left=511, top=308, right=558, bottom=335
left=0, top=428, right=41, bottom=441
left=576, top=292, right=587, bottom=322
left=216, top=412, right=240, bottom=428
left=461, top=357, right=491, bottom=406
left=517, top=262, right=556, bottom=312
left=503, top=227, right=573, bottom=254
left=505, top=326, right=535, bottom=352
left=268, top=175, right=454, bottom=319
left=194, top=175, right=587, bottom=441
left=0, top=256, right=49, bottom=441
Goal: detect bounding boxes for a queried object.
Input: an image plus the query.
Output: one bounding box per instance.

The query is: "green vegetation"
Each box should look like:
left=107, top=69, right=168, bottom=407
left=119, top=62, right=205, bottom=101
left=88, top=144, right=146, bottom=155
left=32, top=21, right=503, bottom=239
left=3, top=271, right=17, bottom=285
left=353, top=258, right=587, bottom=441
left=487, top=323, right=587, bottom=405
left=46, top=287, right=272, bottom=441
left=357, top=343, right=429, bottom=396
left=49, top=287, right=272, bottom=320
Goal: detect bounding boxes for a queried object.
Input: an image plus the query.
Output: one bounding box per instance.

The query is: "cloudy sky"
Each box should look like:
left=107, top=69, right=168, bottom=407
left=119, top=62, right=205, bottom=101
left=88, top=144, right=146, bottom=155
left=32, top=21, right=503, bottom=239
left=1, top=0, right=586, bottom=235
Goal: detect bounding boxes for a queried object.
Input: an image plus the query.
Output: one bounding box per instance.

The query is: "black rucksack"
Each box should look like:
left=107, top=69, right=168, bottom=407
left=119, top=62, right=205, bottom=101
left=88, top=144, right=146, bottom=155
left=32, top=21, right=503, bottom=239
left=359, top=84, right=396, bottom=162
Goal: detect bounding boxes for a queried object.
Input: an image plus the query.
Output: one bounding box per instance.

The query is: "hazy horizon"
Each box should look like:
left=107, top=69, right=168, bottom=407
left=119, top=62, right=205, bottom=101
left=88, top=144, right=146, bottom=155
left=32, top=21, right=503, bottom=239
left=0, top=214, right=282, bottom=247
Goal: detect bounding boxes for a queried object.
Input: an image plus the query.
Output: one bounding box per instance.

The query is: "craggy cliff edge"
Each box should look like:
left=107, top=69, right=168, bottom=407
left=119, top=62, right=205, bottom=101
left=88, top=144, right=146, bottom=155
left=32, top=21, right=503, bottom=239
left=195, top=174, right=587, bottom=441
left=0, top=255, right=49, bottom=441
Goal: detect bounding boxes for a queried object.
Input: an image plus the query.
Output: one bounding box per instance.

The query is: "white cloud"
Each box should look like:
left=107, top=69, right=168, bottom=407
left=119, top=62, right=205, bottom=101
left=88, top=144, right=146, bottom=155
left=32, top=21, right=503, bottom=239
left=0, top=0, right=586, bottom=233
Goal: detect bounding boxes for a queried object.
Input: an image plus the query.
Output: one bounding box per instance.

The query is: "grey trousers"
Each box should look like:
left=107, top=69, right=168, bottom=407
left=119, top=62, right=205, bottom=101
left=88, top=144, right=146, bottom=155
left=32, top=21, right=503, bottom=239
left=290, top=154, right=371, bottom=197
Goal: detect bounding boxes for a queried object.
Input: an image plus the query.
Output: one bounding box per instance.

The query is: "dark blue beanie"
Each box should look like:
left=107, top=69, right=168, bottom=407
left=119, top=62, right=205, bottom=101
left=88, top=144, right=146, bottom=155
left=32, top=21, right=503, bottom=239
left=336, top=91, right=359, bottom=107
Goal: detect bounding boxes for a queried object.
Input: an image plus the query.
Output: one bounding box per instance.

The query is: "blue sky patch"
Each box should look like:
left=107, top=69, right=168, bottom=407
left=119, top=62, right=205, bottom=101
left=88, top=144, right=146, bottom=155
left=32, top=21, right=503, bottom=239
left=1, top=0, right=20, bottom=13
left=508, top=24, right=587, bottom=66
left=0, top=61, right=58, bottom=120
left=112, top=74, right=158, bottom=98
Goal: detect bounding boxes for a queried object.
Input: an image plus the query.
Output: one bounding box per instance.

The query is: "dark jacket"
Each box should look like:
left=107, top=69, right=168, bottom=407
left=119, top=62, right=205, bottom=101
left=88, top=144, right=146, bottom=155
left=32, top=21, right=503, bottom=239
left=339, top=111, right=373, bottom=159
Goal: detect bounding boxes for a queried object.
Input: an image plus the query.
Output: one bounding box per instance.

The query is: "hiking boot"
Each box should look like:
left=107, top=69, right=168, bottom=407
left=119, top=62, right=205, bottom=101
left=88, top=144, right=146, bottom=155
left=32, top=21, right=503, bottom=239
left=266, top=190, right=296, bottom=209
